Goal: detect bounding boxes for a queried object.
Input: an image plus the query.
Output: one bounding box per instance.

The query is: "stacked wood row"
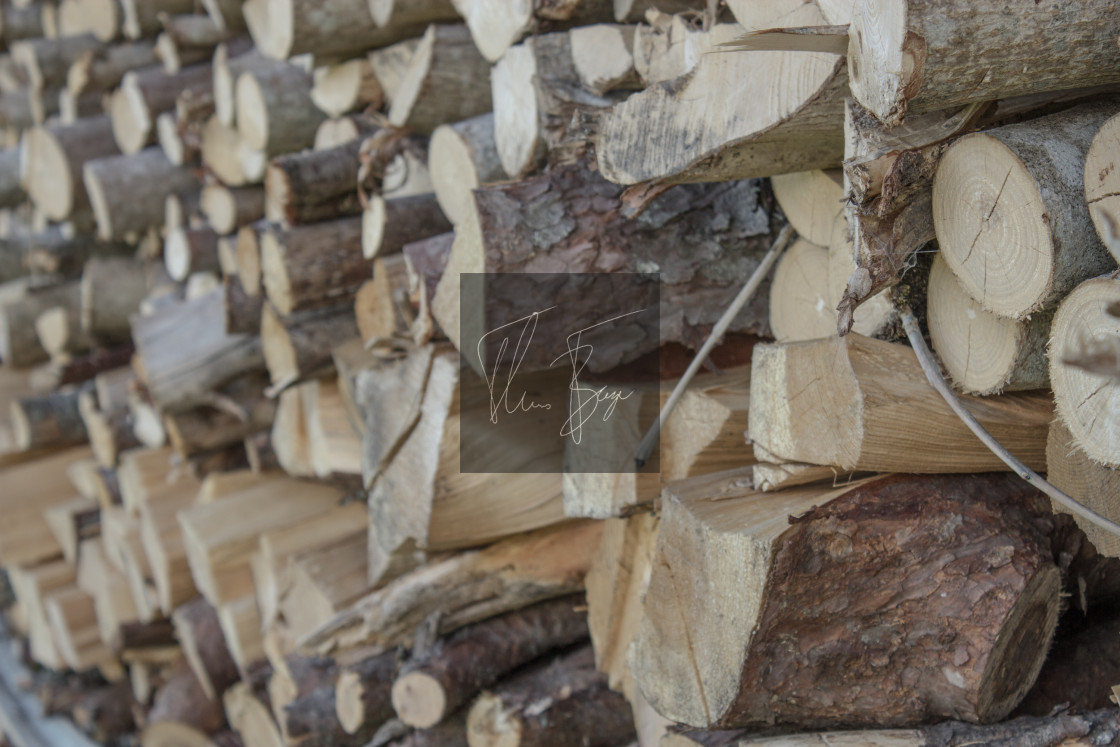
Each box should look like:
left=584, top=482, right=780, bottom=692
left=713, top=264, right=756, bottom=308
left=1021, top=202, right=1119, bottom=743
left=0, top=1, right=1117, bottom=746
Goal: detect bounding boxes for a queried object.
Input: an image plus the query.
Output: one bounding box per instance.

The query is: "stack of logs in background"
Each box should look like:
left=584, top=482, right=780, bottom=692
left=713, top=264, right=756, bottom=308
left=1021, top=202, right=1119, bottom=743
left=2, top=0, right=1120, bottom=744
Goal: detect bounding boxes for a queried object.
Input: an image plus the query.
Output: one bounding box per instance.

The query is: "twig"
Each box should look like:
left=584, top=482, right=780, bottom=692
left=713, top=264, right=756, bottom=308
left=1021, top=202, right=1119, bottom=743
left=901, top=308, right=1120, bottom=540
left=634, top=224, right=794, bottom=467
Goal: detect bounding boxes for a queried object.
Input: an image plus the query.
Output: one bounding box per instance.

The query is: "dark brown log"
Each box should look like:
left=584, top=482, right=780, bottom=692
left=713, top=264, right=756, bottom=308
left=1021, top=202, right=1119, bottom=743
left=336, top=651, right=399, bottom=735
left=111, top=619, right=176, bottom=651
left=172, top=597, right=240, bottom=701
left=224, top=274, right=264, bottom=336
left=260, top=303, right=360, bottom=387
left=200, top=184, right=265, bottom=234
left=146, top=660, right=227, bottom=734
left=1015, top=608, right=1120, bottom=717
left=259, top=216, right=369, bottom=315
left=283, top=685, right=374, bottom=746
left=264, top=138, right=364, bottom=225
left=68, top=679, right=137, bottom=744
left=385, top=716, right=469, bottom=747
left=42, top=344, right=135, bottom=389
left=22, top=230, right=132, bottom=278
left=11, top=388, right=88, bottom=449
left=465, top=645, right=635, bottom=747
left=392, top=595, right=588, bottom=729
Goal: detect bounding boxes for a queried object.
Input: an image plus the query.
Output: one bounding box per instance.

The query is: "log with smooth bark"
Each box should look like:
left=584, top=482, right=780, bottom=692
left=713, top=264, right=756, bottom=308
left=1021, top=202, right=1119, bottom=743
left=83, top=148, right=201, bottom=240
left=1048, top=274, right=1120, bottom=468
left=847, top=0, right=1120, bottom=126
left=429, top=114, right=504, bottom=226
left=23, top=116, right=119, bottom=220
left=264, top=139, right=364, bottom=225
left=235, top=61, right=325, bottom=157
left=748, top=333, right=1052, bottom=473
left=0, top=280, right=86, bottom=368
left=67, top=42, right=157, bottom=95
left=224, top=275, right=264, bottom=336
left=335, top=651, right=399, bottom=735
left=80, top=255, right=154, bottom=345
left=630, top=470, right=1064, bottom=729
left=387, top=24, right=491, bottom=135
left=595, top=28, right=846, bottom=184
left=119, top=0, right=194, bottom=39
left=164, top=225, right=221, bottom=281
left=12, top=33, right=102, bottom=90
left=933, top=102, right=1119, bottom=319
left=260, top=216, right=368, bottom=315
left=361, top=193, right=451, bottom=259
left=392, top=595, right=588, bottom=729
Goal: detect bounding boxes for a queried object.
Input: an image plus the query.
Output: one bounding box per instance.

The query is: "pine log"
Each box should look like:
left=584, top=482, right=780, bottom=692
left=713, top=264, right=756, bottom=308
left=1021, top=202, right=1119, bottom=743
left=84, top=148, right=201, bottom=240
left=748, top=333, right=1051, bottom=472
left=302, top=521, right=602, bottom=655
left=769, top=237, right=836, bottom=343
left=171, top=597, right=240, bottom=701
left=243, top=0, right=430, bottom=62
left=361, top=193, right=451, bottom=259
left=264, top=139, right=364, bottom=226
left=491, top=32, right=614, bottom=179
left=10, top=388, right=87, bottom=449
left=164, top=225, right=221, bottom=281
left=466, top=646, right=635, bottom=747
left=933, top=102, right=1119, bottom=319
left=112, top=63, right=213, bottom=154
left=847, top=0, right=1120, bottom=126
left=23, top=116, right=119, bottom=221
left=12, top=34, right=101, bottom=90
left=631, top=470, right=1063, bottom=729
left=392, top=596, right=587, bottom=729
left=311, top=58, right=382, bottom=118
left=927, top=254, right=1051, bottom=395
left=457, top=0, right=612, bottom=63
left=1048, top=274, right=1120, bottom=468
left=201, top=184, right=265, bottom=234
left=224, top=274, right=264, bottom=336
left=1085, top=110, right=1120, bottom=261
left=433, top=162, right=773, bottom=363
left=429, top=114, right=504, bottom=226
left=120, top=0, right=194, bottom=39
left=335, top=651, right=399, bottom=735
left=260, top=303, right=360, bottom=387
left=387, top=24, right=491, bottom=135
left=595, top=27, right=846, bottom=184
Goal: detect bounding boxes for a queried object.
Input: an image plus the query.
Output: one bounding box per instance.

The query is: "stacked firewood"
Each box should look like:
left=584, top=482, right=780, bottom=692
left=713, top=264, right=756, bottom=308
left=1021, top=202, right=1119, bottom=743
left=1, top=0, right=1120, bottom=745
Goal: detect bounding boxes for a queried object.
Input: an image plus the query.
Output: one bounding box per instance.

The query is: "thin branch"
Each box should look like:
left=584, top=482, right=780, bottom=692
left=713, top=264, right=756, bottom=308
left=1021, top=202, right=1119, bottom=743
left=901, top=307, right=1120, bottom=540
left=634, top=224, right=794, bottom=467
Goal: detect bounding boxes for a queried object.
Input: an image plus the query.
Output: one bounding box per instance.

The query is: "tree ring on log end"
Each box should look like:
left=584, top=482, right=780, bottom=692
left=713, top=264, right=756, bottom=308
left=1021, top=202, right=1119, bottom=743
left=391, top=671, right=447, bottom=729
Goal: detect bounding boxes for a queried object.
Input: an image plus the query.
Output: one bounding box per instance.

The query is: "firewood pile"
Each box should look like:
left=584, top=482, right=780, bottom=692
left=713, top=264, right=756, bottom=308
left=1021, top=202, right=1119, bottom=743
left=1, top=0, right=1120, bottom=745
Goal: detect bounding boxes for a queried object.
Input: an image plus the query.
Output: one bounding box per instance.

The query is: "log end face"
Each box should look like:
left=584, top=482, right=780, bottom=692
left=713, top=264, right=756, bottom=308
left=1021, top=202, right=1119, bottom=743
left=392, top=671, right=447, bottom=729
left=846, top=0, right=909, bottom=127
left=492, top=43, right=541, bottom=180
left=467, top=692, right=523, bottom=747
left=25, top=127, right=75, bottom=219
left=429, top=123, right=482, bottom=226
left=235, top=73, right=270, bottom=152
left=335, top=670, right=367, bottom=735
left=361, top=197, right=387, bottom=259
left=1085, top=112, right=1120, bottom=262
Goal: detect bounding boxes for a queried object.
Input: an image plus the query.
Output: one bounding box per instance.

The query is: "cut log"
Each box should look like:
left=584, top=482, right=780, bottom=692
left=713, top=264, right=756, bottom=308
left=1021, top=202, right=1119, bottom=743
left=264, top=139, right=365, bottom=225
left=163, top=374, right=277, bottom=456
left=353, top=253, right=412, bottom=346
left=1085, top=110, right=1120, bottom=261
left=368, top=0, right=459, bottom=29
left=84, top=148, right=201, bottom=240
left=0, top=280, right=87, bottom=367
left=927, top=255, right=1051, bottom=395
left=748, top=333, right=1051, bottom=473
left=23, top=116, right=120, bottom=221
left=212, top=45, right=266, bottom=127
left=80, top=255, right=152, bottom=346
left=243, top=0, right=430, bottom=61
left=1047, top=421, right=1120, bottom=558
left=260, top=303, right=361, bottom=387
left=0, top=148, right=25, bottom=209
left=302, top=521, right=602, bottom=655
left=120, top=0, right=195, bottom=39
left=223, top=275, right=264, bottom=336
left=847, top=0, right=1120, bottom=126
left=630, top=470, right=1063, bottom=729
left=143, top=661, right=226, bottom=743
left=1048, top=274, right=1120, bottom=468
left=67, top=42, right=157, bottom=95
left=465, top=646, right=635, bottom=747
left=361, top=193, right=451, bottom=259
left=235, top=61, right=325, bottom=156
left=387, top=25, right=491, bottom=135
left=224, top=678, right=284, bottom=747
left=0, top=2, right=46, bottom=44
left=335, top=651, right=398, bottom=735
left=201, top=184, right=265, bottom=234
left=157, top=14, right=234, bottom=74
left=433, top=162, right=773, bottom=364
left=429, top=114, right=504, bottom=226
left=32, top=282, right=88, bottom=358
left=402, top=234, right=452, bottom=345
left=112, top=64, right=213, bottom=154
left=281, top=684, right=371, bottom=746
left=368, top=38, right=421, bottom=106
left=315, top=113, right=380, bottom=149
left=12, top=34, right=101, bottom=90
left=457, top=0, right=613, bottom=63
left=10, top=389, right=87, bottom=450
left=130, top=288, right=265, bottom=412
left=200, top=115, right=252, bottom=186
left=311, top=58, right=382, bottom=118
left=569, top=24, right=638, bottom=95
left=235, top=221, right=266, bottom=295
left=172, top=597, right=240, bottom=701
left=933, top=102, right=1119, bottom=319
left=771, top=169, right=844, bottom=247
left=45, top=586, right=112, bottom=670
left=392, top=596, right=588, bottom=729
left=595, top=28, right=846, bottom=184
left=302, top=376, right=362, bottom=477
left=280, top=531, right=372, bottom=642
left=217, top=595, right=266, bottom=676
left=768, top=237, right=836, bottom=343
left=164, top=225, right=221, bottom=282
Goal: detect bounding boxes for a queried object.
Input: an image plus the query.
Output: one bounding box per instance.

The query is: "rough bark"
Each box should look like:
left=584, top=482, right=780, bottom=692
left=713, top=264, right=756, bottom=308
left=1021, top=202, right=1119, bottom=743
left=235, top=60, right=325, bottom=156
left=171, top=597, right=240, bottom=701
left=83, top=148, right=201, bottom=240
left=569, top=23, right=639, bottom=95
left=243, top=0, right=431, bottom=61
left=429, top=114, right=505, bottom=226
left=264, top=139, right=364, bottom=225
left=163, top=373, right=277, bottom=456
left=112, top=63, right=213, bottom=154
left=12, top=33, right=102, bottom=90
left=164, top=225, right=221, bottom=281
left=144, top=661, right=226, bottom=742
left=387, top=24, right=491, bottom=135
left=282, top=685, right=373, bottom=746
left=11, top=389, right=88, bottom=450
left=260, top=302, right=360, bottom=387
left=361, top=193, right=451, bottom=259
left=631, top=471, right=1064, bottom=729
left=23, top=116, right=120, bottom=220
left=335, top=651, right=399, bottom=735
left=224, top=274, right=264, bottom=336
left=311, top=58, right=383, bottom=118
left=201, top=184, right=265, bottom=234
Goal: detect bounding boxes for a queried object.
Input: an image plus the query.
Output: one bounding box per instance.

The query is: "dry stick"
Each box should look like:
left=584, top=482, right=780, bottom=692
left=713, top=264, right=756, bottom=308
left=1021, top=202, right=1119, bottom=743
left=634, top=224, right=793, bottom=467
left=900, top=307, right=1120, bottom=540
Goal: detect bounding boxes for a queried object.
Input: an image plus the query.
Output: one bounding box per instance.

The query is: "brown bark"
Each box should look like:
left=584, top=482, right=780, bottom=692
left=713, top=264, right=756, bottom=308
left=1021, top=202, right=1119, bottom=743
left=11, top=388, right=88, bottom=450
left=265, top=138, right=364, bottom=225
left=260, top=303, right=360, bottom=387
left=67, top=42, right=159, bottom=95
left=81, top=255, right=155, bottom=345
left=113, top=63, right=213, bottom=154
left=1015, top=607, right=1120, bottom=717
left=12, top=34, right=102, bottom=90
left=361, top=194, right=451, bottom=259
left=224, top=274, right=264, bottom=336
left=201, top=184, right=265, bottom=234
left=83, top=148, right=201, bottom=241
left=146, top=660, right=227, bottom=735
left=465, top=646, right=636, bottom=747
left=392, top=595, right=588, bottom=728
left=385, top=716, right=469, bottom=747
left=335, top=651, right=399, bottom=735
left=260, top=216, right=369, bottom=315
left=69, top=679, right=137, bottom=744
left=164, top=225, right=221, bottom=281
left=283, top=685, right=375, bottom=746
left=172, top=597, right=240, bottom=701
left=235, top=60, right=325, bottom=156
left=164, top=373, right=277, bottom=456
left=22, top=230, right=132, bottom=278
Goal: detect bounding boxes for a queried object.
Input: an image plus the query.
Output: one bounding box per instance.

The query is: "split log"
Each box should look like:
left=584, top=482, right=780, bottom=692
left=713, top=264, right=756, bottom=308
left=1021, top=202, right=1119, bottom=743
left=111, top=64, right=213, bottom=154
left=235, top=60, right=325, bottom=157
left=79, top=388, right=139, bottom=468
left=631, top=470, right=1063, bottom=729
left=748, top=333, right=1051, bottom=473
left=301, top=376, right=362, bottom=477
left=171, top=597, right=240, bottom=701
left=827, top=210, right=898, bottom=339
left=722, top=0, right=825, bottom=29
left=217, top=595, right=266, bottom=675
left=242, top=0, right=431, bottom=61
left=927, top=255, right=1051, bottom=395
left=142, top=661, right=226, bottom=745
left=67, top=41, right=158, bottom=95
left=23, top=116, right=120, bottom=221
left=387, top=24, right=491, bottom=135
left=432, top=162, right=774, bottom=364
left=768, top=237, right=836, bottom=343
left=44, top=586, right=112, bottom=670
left=335, top=651, right=399, bottom=735
left=83, top=148, right=201, bottom=240
left=224, top=677, right=284, bottom=747
left=1085, top=110, right=1120, bottom=261
left=847, top=0, right=1120, bottom=126
left=201, top=184, right=264, bottom=234
left=361, top=193, right=450, bottom=259
left=120, top=0, right=195, bottom=39
left=315, top=114, right=380, bottom=150
left=164, top=225, right=221, bottom=281
left=595, top=28, right=846, bottom=184
left=10, top=389, right=87, bottom=449
left=311, top=58, right=382, bottom=118
left=491, top=32, right=613, bottom=179
left=429, top=114, right=504, bottom=226
left=130, top=288, right=264, bottom=412
left=264, top=139, right=364, bottom=225
left=457, top=0, right=613, bottom=63
left=80, top=255, right=153, bottom=345
left=466, top=646, right=635, bottom=747
left=1048, top=274, right=1120, bottom=468
left=771, top=169, right=844, bottom=247
left=569, top=23, right=638, bottom=95
left=630, top=18, right=731, bottom=86
left=44, top=496, right=100, bottom=563
left=933, top=102, right=1118, bottom=319
left=260, top=303, right=361, bottom=387
left=223, top=275, right=263, bottom=336
left=12, top=33, right=101, bottom=90
left=392, top=596, right=588, bottom=729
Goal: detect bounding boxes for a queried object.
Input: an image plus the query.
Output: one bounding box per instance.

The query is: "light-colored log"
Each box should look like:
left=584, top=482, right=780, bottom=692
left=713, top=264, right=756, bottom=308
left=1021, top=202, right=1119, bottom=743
left=311, top=58, right=383, bottom=118
left=314, top=113, right=379, bottom=150
left=23, top=116, right=119, bottom=221
left=367, top=38, right=420, bottom=106
left=67, top=42, right=156, bottom=95
left=120, top=0, right=194, bottom=39
left=1047, top=420, right=1120, bottom=559
left=200, top=184, right=264, bottom=234
left=111, top=64, right=213, bottom=154
left=570, top=23, right=638, bottom=95
left=0, top=446, right=92, bottom=566
left=235, top=60, right=325, bottom=156
left=1086, top=110, right=1120, bottom=261
left=771, top=169, right=843, bottom=247
left=768, top=237, right=836, bottom=343
left=12, top=33, right=101, bottom=90
left=260, top=216, right=367, bottom=315
left=429, top=114, right=504, bottom=226
left=361, top=193, right=451, bottom=259
left=164, top=225, right=220, bottom=281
